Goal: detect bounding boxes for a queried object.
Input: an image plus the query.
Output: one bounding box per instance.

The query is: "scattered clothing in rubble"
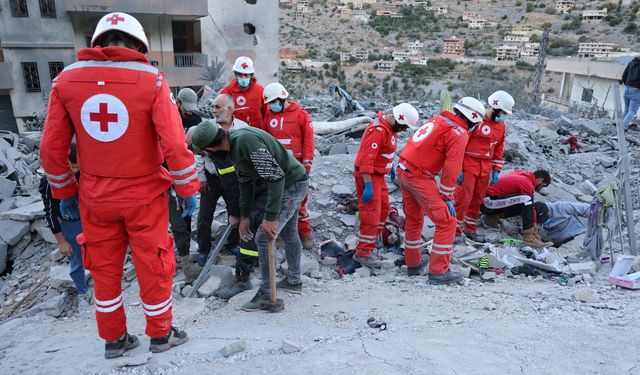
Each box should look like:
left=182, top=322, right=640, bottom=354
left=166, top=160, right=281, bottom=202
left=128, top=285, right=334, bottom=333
left=535, top=201, right=590, bottom=247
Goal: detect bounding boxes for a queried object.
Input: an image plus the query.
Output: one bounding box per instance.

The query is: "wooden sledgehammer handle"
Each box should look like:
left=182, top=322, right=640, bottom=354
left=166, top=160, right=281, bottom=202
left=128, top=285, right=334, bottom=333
left=268, top=239, right=277, bottom=304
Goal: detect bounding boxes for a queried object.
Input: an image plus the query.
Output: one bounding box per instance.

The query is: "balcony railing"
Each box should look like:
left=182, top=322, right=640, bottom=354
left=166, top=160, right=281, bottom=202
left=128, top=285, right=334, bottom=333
left=174, top=52, right=207, bottom=68
left=148, top=52, right=208, bottom=68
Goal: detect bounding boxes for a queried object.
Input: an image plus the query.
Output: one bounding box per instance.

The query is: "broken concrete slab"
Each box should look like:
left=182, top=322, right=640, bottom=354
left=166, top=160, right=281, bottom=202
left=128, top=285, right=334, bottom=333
left=174, top=297, right=208, bottom=318
left=210, top=265, right=235, bottom=287
left=41, top=294, right=67, bottom=318
left=48, top=265, right=76, bottom=289
left=0, top=201, right=44, bottom=221
left=331, top=184, right=353, bottom=197
left=114, top=350, right=151, bottom=368
left=0, top=176, right=16, bottom=199
left=0, top=220, right=30, bottom=246
left=569, top=261, right=597, bottom=276
left=338, top=214, right=357, bottom=227
left=0, top=240, right=7, bottom=274
left=343, top=234, right=358, bottom=251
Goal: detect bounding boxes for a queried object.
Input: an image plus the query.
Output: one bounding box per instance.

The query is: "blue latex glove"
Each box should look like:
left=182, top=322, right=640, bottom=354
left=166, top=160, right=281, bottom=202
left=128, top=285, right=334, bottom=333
left=445, top=200, right=456, bottom=217
left=457, top=171, right=464, bottom=185
left=389, top=164, right=396, bottom=184
left=179, top=195, right=197, bottom=218
left=60, top=194, right=80, bottom=220
left=490, top=170, right=500, bottom=186
left=304, top=172, right=310, bottom=180
left=361, top=181, right=374, bottom=204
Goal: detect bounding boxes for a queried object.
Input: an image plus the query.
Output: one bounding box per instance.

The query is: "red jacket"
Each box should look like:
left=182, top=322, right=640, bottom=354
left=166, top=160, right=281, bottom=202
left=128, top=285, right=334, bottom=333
left=264, top=101, right=314, bottom=172
left=485, top=170, right=536, bottom=197
left=40, top=46, right=199, bottom=206
left=463, top=115, right=505, bottom=172
left=399, top=111, right=469, bottom=200
left=354, top=112, right=398, bottom=175
left=220, top=79, right=266, bottom=130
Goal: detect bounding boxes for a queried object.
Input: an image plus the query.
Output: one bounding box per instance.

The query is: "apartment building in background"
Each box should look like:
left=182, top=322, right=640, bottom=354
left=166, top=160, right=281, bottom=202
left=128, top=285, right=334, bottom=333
left=0, top=0, right=279, bottom=133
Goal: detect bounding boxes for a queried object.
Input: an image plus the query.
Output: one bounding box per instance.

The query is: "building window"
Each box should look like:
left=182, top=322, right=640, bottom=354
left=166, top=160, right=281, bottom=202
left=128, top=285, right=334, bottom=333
left=22, top=62, right=41, bottom=93
left=39, top=0, right=56, bottom=18
left=48, top=62, right=64, bottom=80
left=10, top=0, right=29, bottom=17
left=581, top=88, right=594, bottom=103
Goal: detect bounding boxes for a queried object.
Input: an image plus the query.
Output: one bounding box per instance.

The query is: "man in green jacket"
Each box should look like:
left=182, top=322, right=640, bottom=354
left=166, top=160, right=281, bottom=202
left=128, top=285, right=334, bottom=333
left=191, top=122, right=309, bottom=311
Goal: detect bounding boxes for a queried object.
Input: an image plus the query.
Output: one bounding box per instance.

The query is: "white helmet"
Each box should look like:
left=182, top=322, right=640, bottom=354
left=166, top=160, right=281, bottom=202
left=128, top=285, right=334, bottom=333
left=453, top=97, right=486, bottom=124
left=263, top=82, right=289, bottom=103
left=91, top=12, right=149, bottom=53
left=488, top=90, right=515, bottom=114
left=392, top=103, right=420, bottom=129
left=232, top=56, right=255, bottom=74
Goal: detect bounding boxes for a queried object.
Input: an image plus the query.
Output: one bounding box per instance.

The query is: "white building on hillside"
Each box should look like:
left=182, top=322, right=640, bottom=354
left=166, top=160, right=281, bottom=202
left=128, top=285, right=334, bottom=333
left=521, top=43, right=541, bottom=57
left=578, top=43, right=616, bottom=58
left=582, top=9, right=607, bottom=21
left=555, top=0, right=575, bottom=14
left=494, top=45, right=520, bottom=61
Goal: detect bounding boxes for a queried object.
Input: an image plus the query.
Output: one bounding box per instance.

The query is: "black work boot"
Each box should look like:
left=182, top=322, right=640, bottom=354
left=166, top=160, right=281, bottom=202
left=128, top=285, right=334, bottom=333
left=149, top=326, right=188, bottom=353
left=105, top=333, right=139, bottom=359
left=407, top=267, right=420, bottom=277
left=428, top=271, right=463, bottom=285
left=217, top=280, right=252, bottom=300
left=464, top=232, right=486, bottom=243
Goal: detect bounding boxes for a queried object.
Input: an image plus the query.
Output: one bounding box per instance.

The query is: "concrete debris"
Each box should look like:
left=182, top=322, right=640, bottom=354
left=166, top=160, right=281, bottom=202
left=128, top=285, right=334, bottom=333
left=198, top=276, right=222, bottom=297
left=41, top=294, right=67, bottom=318
left=0, top=220, right=30, bottom=246
left=577, top=180, right=597, bottom=196
left=571, top=288, right=600, bottom=304
left=281, top=339, right=303, bottom=354
left=114, top=351, right=151, bottom=368
left=218, top=340, right=247, bottom=358
left=569, top=261, right=597, bottom=276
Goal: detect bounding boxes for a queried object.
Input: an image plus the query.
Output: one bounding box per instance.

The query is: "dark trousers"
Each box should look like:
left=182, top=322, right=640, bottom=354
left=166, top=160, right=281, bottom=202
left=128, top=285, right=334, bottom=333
left=197, top=171, right=240, bottom=255
left=168, top=190, right=192, bottom=257
left=481, top=194, right=534, bottom=230
left=235, top=186, right=267, bottom=281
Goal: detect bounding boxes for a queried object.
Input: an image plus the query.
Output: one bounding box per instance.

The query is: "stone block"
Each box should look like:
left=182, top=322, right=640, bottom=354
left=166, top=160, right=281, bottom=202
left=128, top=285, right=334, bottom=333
left=301, top=255, right=320, bottom=276
left=48, top=265, right=75, bottom=289
left=198, top=276, right=222, bottom=297
left=42, top=294, right=67, bottom=318
left=0, top=220, right=30, bottom=246
left=338, top=214, right=356, bottom=227
left=328, top=144, right=348, bottom=155
left=210, top=265, right=235, bottom=287
left=354, top=266, right=371, bottom=278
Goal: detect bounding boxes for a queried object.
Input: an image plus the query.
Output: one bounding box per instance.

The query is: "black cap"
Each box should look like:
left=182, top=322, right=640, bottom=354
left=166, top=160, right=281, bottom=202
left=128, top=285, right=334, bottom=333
left=534, top=202, right=549, bottom=224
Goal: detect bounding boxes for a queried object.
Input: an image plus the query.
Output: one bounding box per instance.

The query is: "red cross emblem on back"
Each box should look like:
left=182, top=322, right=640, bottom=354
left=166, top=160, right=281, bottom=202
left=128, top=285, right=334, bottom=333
left=106, top=14, right=125, bottom=25
left=241, top=62, right=248, bottom=69
left=90, top=103, right=118, bottom=132
left=492, top=99, right=499, bottom=105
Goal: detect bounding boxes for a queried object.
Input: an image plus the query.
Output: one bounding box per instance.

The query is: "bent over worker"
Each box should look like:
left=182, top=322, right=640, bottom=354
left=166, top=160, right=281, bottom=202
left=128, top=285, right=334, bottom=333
left=454, top=90, right=513, bottom=242
left=352, top=103, right=419, bottom=269
left=39, top=13, right=199, bottom=358
left=190, top=124, right=308, bottom=312
left=263, top=82, right=315, bottom=249
left=397, top=97, right=485, bottom=284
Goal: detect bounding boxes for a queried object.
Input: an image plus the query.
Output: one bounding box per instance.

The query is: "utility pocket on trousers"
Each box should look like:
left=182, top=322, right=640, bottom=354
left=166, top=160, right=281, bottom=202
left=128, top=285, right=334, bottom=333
left=76, top=232, right=91, bottom=271
left=154, top=236, right=176, bottom=279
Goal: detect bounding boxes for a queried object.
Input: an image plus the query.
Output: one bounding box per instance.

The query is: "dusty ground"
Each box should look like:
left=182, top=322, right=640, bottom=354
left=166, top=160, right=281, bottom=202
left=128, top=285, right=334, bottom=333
left=1, top=267, right=639, bottom=375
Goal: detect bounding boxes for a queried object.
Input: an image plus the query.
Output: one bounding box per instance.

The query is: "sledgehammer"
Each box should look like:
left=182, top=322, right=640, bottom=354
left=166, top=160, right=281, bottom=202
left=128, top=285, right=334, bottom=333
left=260, top=239, right=284, bottom=312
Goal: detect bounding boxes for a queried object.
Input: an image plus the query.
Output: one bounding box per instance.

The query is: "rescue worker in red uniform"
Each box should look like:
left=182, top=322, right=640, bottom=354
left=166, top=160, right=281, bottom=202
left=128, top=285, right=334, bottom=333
left=353, top=103, right=419, bottom=269
left=481, top=170, right=553, bottom=248
left=39, top=13, right=199, bottom=359
left=397, top=97, right=485, bottom=284
left=454, top=91, right=514, bottom=242
left=262, top=83, right=316, bottom=249
left=220, top=56, right=266, bottom=130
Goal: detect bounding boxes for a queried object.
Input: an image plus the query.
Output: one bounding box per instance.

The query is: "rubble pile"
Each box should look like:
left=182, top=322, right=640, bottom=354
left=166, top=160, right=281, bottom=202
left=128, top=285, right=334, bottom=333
left=2, top=94, right=640, bottom=324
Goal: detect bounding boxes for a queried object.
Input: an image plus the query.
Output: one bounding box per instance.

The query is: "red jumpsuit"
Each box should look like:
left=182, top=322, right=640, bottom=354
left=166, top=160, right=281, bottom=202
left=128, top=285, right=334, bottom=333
left=264, top=101, right=315, bottom=237
left=353, top=113, right=397, bottom=258
left=397, top=111, right=469, bottom=274
left=220, top=79, right=266, bottom=130
left=454, top=115, right=505, bottom=235
left=39, top=46, right=200, bottom=341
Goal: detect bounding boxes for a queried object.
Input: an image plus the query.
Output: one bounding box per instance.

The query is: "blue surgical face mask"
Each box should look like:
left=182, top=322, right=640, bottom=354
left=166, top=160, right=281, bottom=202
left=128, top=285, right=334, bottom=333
left=237, top=77, right=251, bottom=88
left=543, top=218, right=551, bottom=226
left=495, top=115, right=507, bottom=122
left=269, top=102, right=283, bottom=113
